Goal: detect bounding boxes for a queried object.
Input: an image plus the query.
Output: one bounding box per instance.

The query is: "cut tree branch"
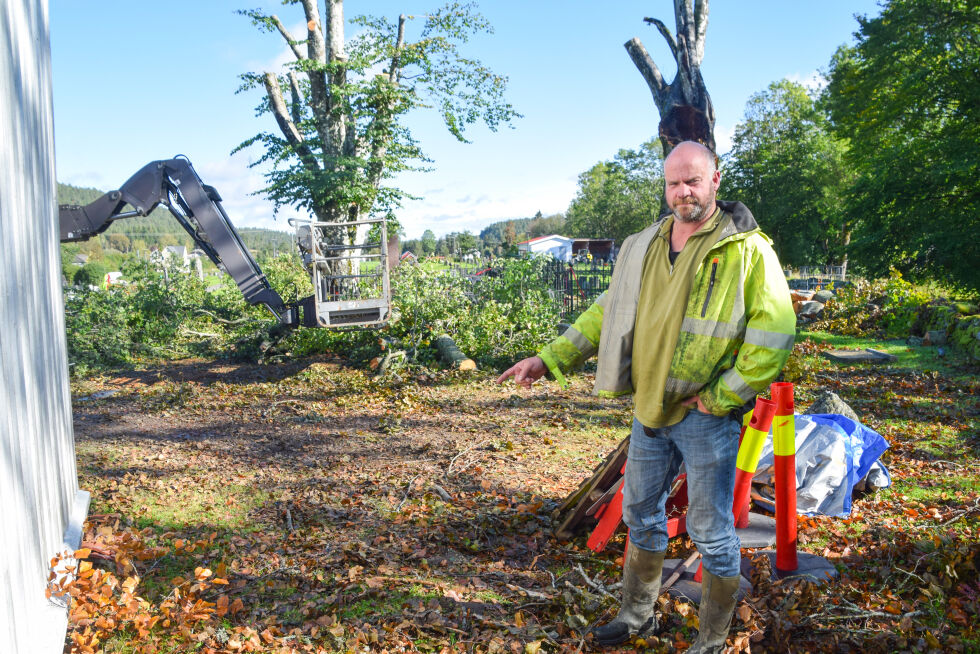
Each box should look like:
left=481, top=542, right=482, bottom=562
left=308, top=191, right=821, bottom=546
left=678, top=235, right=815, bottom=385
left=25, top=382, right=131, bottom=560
left=288, top=71, right=302, bottom=125
left=389, top=14, right=407, bottom=84
left=322, top=0, right=348, bottom=159
left=642, top=17, right=678, bottom=58
left=270, top=15, right=303, bottom=61
left=624, top=37, right=668, bottom=108
left=301, top=0, right=334, bottom=160
left=300, top=0, right=326, bottom=64
left=263, top=73, right=320, bottom=173
left=693, top=0, right=709, bottom=65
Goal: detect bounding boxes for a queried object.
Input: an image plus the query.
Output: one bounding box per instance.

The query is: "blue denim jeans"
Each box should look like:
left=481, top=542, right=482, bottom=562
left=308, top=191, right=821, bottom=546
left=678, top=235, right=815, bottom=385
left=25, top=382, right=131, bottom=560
left=622, top=410, right=741, bottom=577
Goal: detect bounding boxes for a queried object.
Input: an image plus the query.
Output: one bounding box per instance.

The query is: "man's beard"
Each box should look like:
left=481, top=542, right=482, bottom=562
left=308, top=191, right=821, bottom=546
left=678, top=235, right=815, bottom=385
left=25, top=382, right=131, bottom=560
left=672, top=198, right=707, bottom=223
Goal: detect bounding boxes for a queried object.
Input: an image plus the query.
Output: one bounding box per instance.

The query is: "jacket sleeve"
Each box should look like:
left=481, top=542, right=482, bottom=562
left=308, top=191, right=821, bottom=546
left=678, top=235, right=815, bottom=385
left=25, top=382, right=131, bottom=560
left=536, top=292, right=606, bottom=388
left=700, top=239, right=796, bottom=414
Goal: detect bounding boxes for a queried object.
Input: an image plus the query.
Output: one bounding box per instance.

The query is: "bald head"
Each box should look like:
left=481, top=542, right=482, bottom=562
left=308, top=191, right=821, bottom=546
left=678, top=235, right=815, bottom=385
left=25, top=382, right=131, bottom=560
left=664, top=141, right=721, bottom=225
left=665, top=141, right=717, bottom=172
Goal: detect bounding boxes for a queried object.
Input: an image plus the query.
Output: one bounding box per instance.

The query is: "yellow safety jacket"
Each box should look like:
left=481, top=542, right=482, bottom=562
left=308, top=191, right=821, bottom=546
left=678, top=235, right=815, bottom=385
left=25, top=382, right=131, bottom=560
left=538, top=201, right=796, bottom=418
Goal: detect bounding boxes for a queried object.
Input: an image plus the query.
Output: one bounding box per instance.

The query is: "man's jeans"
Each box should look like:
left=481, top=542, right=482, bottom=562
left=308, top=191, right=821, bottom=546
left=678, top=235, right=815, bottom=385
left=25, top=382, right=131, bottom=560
left=622, top=410, right=741, bottom=577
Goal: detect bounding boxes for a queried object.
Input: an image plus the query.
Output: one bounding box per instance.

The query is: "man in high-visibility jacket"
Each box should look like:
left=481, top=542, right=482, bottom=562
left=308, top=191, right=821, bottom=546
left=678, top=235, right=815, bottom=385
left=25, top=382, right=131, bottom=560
left=498, top=141, right=795, bottom=652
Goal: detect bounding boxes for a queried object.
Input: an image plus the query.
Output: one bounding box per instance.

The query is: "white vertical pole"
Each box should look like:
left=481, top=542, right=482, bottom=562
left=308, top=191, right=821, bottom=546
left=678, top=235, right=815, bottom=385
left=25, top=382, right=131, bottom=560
left=1, top=1, right=90, bottom=651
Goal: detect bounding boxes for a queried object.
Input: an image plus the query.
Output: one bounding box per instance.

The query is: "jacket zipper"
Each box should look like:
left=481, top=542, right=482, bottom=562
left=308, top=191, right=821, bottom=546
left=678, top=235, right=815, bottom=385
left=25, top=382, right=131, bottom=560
left=701, top=258, right=719, bottom=317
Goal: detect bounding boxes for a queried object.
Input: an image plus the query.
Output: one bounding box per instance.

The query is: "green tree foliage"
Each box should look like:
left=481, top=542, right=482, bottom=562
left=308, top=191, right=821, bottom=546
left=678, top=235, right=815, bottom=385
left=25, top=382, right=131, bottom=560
left=454, top=231, right=479, bottom=254
left=721, top=79, right=851, bottom=266
left=380, top=258, right=559, bottom=368
left=104, top=233, right=131, bottom=253
left=814, top=269, right=931, bottom=338
left=480, top=217, right=529, bottom=245
left=527, top=212, right=566, bottom=239
left=73, top=262, right=112, bottom=288
left=63, top=254, right=559, bottom=372
left=565, top=138, right=663, bottom=243
left=825, top=0, right=980, bottom=288
left=237, top=1, right=518, bottom=234
left=420, top=229, right=437, bottom=255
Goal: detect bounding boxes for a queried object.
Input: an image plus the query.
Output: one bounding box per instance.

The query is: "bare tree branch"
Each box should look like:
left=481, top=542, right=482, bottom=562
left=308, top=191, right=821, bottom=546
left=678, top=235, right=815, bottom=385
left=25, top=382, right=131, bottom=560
left=389, top=14, right=407, bottom=84
left=323, top=0, right=348, bottom=159
left=287, top=71, right=302, bottom=125
left=365, top=14, right=408, bottom=192
left=325, top=0, right=346, bottom=63
left=269, top=15, right=303, bottom=61
left=671, top=0, right=698, bottom=101
left=300, top=0, right=326, bottom=64
left=674, top=0, right=695, bottom=55
left=642, top=17, right=677, bottom=59
left=624, top=37, right=668, bottom=109
left=267, top=2, right=332, bottom=164
left=692, top=0, right=710, bottom=66
left=263, top=73, right=320, bottom=173
left=674, top=31, right=696, bottom=103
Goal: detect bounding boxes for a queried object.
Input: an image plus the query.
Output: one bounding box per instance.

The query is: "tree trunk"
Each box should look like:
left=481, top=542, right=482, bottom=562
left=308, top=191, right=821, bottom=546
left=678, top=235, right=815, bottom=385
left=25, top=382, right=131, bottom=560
left=434, top=334, right=477, bottom=371
left=624, top=1, right=716, bottom=161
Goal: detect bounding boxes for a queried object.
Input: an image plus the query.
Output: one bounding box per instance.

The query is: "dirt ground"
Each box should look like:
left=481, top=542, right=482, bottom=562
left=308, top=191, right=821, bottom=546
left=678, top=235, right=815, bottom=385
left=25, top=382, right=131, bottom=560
left=66, top=351, right=979, bottom=653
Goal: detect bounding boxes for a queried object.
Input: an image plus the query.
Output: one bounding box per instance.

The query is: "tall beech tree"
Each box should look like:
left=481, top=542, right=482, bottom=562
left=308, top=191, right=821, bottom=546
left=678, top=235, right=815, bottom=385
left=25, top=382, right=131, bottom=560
left=625, top=1, right=715, bottom=157
left=236, top=1, right=517, bottom=242
left=566, top=139, right=664, bottom=244
left=722, top=80, right=852, bottom=268
left=826, top=0, right=980, bottom=289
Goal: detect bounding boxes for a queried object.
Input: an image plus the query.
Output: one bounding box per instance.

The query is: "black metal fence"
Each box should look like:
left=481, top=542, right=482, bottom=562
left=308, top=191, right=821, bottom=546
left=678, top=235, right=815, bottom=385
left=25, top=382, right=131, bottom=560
left=441, top=259, right=614, bottom=320
left=785, top=265, right=849, bottom=291
left=544, top=260, right=615, bottom=319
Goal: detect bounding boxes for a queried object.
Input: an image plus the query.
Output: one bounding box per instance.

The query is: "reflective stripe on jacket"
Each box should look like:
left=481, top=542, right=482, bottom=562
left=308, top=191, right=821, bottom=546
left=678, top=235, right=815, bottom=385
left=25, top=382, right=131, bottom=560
left=537, top=200, right=796, bottom=416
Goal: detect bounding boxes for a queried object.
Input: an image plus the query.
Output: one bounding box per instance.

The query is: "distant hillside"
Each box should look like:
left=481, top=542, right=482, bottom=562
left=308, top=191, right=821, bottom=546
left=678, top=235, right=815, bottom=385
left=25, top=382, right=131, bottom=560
left=57, top=181, right=293, bottom=259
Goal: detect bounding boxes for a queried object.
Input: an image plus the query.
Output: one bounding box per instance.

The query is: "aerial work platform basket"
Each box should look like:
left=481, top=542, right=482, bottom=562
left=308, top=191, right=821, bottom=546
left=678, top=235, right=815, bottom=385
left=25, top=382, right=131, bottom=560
left=290, top=215, right=391, bottom=328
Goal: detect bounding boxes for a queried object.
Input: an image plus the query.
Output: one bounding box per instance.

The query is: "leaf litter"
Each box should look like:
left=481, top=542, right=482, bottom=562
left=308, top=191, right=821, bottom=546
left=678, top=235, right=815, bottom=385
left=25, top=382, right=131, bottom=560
left=63, top=350, right=979, bottom=652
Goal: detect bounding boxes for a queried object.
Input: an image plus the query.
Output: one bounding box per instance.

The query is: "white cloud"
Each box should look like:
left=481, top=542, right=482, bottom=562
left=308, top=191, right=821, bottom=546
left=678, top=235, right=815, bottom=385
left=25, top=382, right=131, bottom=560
left=397, top=177, right=578, bottom=239
left=242, top=19, right=308, bottom=74
left=714, top=123, right=736, bottom=157
left=195, top=151, right=297, bottom=233
left=784, top=70, right=828, bottom=93
left=59, top=170, right=110, bottom=190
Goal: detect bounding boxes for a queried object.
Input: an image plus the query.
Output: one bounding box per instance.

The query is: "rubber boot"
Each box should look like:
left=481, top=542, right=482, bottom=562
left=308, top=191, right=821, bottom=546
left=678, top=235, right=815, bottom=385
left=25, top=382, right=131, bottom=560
left=591, top=545, right=665, bottom=646
left=688, top=570, right=740, bottom=654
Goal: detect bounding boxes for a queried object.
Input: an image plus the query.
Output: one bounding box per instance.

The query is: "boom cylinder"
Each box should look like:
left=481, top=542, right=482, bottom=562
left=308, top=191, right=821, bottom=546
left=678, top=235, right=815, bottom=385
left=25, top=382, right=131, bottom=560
left=772, top=382, right=798, bottom=572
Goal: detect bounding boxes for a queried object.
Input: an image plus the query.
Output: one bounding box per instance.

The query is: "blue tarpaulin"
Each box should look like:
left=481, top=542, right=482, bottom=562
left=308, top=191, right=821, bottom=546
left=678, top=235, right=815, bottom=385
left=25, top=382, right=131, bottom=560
left=753, top=414, right=891, bottom=517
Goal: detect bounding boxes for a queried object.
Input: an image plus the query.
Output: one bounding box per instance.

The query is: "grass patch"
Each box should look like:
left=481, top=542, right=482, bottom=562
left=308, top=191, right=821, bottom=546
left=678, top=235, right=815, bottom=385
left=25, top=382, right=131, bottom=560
left=128, top=479, right=269, bottom=531
left=881, top=473, right=980, bottom=506
left=339, top=586, right=439, bottom=621
left=884, top=420, right=977, bottom=460
left=800, top=330, right=977, bottom=379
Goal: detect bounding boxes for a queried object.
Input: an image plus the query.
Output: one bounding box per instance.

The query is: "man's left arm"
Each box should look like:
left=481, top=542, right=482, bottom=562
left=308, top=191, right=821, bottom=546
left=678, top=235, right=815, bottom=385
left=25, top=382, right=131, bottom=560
left=699, top=239, right=796, bottom=415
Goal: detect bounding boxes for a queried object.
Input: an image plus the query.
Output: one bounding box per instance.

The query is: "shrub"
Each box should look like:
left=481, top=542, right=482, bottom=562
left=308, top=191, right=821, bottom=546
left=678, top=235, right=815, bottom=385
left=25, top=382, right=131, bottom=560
left=64, top=255, right=562, bottom=373
left=72, top=262, right=112, bottom=288
left=815, top=268, right=932, bottom=337
left=64, top=287, right=134, bottom=374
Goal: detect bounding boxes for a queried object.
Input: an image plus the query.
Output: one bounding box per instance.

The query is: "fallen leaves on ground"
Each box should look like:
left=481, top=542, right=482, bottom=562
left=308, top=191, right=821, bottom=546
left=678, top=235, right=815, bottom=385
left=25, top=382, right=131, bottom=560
left=63, top=350, right=979, bottom=652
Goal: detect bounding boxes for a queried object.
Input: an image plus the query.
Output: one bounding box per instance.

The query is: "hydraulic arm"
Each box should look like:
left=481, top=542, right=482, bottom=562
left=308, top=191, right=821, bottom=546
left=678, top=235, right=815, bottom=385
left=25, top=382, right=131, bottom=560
left=59, top=156, right=391, bottom=329
left=59, top=157, right=297, bottom=324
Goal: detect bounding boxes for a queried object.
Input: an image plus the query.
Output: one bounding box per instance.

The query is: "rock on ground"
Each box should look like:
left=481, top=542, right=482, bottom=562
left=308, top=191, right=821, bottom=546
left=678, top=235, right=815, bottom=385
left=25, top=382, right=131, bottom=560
left=804, top=390, right=860, bottom=422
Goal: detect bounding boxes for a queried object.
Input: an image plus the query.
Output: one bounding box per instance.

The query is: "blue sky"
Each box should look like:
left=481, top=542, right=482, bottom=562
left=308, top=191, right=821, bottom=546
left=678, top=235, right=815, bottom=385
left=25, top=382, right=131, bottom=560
left=49, top=1, right=883, bottom=239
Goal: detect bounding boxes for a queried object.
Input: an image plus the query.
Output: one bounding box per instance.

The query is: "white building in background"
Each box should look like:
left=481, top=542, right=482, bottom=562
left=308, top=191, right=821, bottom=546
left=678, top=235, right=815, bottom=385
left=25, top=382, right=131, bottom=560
left=153, top=244, right=204, bottom=280
left=517, top=234, right=573, bottom=262
left=2, top=1, right=90, bottom=652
